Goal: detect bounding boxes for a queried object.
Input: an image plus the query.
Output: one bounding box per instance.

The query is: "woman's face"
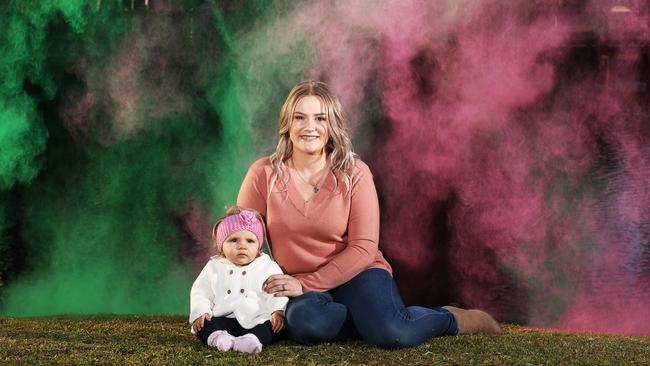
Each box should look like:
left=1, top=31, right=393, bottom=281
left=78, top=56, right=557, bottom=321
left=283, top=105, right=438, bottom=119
left=289, top=95, right=330, bottom=157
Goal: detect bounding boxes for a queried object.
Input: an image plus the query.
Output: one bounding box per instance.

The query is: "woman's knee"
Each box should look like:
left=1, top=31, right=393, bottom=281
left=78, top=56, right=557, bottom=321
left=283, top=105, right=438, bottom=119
left=286, top=292, right=346, bottom=344
left=286, top=292, right=332, bottom=322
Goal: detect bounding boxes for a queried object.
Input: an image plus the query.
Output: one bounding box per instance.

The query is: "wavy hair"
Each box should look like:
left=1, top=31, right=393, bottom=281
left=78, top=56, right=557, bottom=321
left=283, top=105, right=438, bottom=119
left=269, top=80, right=357, bottom=194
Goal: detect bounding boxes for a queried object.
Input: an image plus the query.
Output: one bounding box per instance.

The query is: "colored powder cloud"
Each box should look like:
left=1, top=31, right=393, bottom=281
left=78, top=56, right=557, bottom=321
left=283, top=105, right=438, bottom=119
left=1, top=2, right=229, bottom=315
left=0, top=0, right=88, bottom=291
left=258, top=0, right=650, bottom=334
left=1, top=0, right=649, bottom=336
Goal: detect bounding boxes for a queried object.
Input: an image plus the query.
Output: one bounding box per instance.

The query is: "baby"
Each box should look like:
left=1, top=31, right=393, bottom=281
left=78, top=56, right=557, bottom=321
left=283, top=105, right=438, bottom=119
left=189, top=206, right=288, bottom=354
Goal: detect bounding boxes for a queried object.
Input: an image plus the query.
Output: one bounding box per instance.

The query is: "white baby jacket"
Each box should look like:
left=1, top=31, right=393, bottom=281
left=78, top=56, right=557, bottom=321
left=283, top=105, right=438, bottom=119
left=189, top=253, right=288, bottom=330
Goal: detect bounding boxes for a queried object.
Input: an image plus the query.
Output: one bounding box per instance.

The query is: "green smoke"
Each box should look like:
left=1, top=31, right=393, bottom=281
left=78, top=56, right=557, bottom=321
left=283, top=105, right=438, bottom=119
left=0, top=1, right=88, bottom=301
left=3, top=116, right=218, bottom=315
left=0, top=96, right=46, bottom=190
left=1, top=1, right=217, bottom=315
left=1, top=1, right=317, bottom=315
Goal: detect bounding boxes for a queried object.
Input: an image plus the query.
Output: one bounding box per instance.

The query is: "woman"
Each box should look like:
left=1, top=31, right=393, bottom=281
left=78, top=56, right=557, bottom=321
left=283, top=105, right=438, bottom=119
left=237, top=80, right=500, bottom=348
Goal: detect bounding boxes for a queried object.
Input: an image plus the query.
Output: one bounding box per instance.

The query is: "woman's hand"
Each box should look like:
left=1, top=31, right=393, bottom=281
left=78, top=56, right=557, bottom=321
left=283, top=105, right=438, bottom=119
left=264, top=274, right=303, bottom=297
left=192, top=313, right=211, bottom=333
left=270, top=310, right=285, bottom=333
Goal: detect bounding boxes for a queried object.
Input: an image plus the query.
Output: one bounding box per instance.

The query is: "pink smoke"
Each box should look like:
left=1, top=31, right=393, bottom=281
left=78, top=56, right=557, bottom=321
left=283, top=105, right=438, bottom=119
left=283, top=0, right=650, bottom=334
left=178, top=200, right=214, bottom=271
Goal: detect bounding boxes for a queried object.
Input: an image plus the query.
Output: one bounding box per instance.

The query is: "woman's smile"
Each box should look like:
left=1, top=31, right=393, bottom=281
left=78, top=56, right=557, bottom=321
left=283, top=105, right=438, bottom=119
left=300, top=135, right=319, bottom=141
left=289, top=95, right=330, bottom=156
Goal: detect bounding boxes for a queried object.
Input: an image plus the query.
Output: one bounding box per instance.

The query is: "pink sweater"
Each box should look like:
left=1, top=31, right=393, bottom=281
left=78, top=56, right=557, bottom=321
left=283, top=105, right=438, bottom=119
left=237, top=157, right=392, bottom=292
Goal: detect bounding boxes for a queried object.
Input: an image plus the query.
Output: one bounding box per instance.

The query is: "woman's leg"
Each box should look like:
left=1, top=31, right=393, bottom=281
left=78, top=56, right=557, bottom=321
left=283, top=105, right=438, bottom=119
left=331, top=268, right=459, bottom=349
left=285, top=291, right=359, bottom=344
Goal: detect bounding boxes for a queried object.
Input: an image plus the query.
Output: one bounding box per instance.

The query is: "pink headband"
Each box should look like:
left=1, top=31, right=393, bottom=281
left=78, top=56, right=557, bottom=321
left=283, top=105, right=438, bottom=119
left=215, top=210, right=264, bottom=252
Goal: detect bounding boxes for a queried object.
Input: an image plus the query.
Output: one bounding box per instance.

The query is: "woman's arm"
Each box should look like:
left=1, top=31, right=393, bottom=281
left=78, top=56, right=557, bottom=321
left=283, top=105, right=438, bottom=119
left=236, top=160, right=268, bottom=218
left=294, top=164, right=380, bottom=292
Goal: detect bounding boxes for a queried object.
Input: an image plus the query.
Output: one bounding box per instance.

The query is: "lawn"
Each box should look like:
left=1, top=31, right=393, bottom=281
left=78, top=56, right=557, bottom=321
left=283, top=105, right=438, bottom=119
left=1, top=316, right=649, bottom=365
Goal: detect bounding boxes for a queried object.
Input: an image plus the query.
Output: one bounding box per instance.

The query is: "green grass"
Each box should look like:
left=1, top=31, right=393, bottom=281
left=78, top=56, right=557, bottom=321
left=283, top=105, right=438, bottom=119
left=1, top=316, right=649, bottom=365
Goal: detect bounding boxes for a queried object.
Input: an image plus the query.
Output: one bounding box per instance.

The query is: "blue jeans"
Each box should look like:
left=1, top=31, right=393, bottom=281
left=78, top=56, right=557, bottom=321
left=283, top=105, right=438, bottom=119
left=285, top=268, right=458, bottom=349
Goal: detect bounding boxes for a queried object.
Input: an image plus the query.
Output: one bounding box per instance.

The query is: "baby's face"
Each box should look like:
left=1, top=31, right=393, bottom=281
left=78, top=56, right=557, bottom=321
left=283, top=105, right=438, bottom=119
left=221, top=230, right=260, bottom=266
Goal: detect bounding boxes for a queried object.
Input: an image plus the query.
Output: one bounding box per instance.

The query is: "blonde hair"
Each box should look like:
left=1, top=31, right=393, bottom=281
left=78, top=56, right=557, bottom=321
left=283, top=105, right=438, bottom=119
left=269, top=80, right=357, bottom=194
left=211, top=206, right=272, bottom=257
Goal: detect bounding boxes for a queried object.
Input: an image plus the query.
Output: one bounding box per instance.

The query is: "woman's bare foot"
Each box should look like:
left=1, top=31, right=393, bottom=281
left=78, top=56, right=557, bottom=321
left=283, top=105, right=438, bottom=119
left=442, top=306, right=502, bottom=335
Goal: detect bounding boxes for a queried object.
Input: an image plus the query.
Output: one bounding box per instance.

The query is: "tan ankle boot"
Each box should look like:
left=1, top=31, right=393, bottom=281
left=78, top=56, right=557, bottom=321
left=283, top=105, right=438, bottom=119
left=442, top=306, right=502, bottom=335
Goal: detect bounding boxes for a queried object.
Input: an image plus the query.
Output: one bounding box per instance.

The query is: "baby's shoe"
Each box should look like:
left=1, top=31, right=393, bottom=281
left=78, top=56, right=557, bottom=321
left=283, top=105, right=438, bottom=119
left=207, top=330, right=235, bottom=351
left=232, top=333, right=262, bottom=354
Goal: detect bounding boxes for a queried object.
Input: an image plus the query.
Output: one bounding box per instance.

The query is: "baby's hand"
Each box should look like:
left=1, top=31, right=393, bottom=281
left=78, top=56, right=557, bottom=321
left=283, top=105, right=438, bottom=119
left=270, top=310, right=285, bottom=333
left=192, top=313, right=211, bottom=333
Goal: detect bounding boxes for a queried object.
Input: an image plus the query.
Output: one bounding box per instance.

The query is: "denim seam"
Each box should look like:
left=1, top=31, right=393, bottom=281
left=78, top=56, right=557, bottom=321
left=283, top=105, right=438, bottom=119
left=389, top=280, right=409, bottom=322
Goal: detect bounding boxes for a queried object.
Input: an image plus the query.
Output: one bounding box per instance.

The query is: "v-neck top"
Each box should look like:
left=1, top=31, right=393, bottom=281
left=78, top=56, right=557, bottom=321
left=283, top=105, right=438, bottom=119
left=236, top=157, right=393, bottom=292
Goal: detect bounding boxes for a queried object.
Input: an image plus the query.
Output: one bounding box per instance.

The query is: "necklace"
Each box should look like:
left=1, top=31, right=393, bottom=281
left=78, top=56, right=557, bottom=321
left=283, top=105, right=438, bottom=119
left=290, top=158, right=327, bottom=194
